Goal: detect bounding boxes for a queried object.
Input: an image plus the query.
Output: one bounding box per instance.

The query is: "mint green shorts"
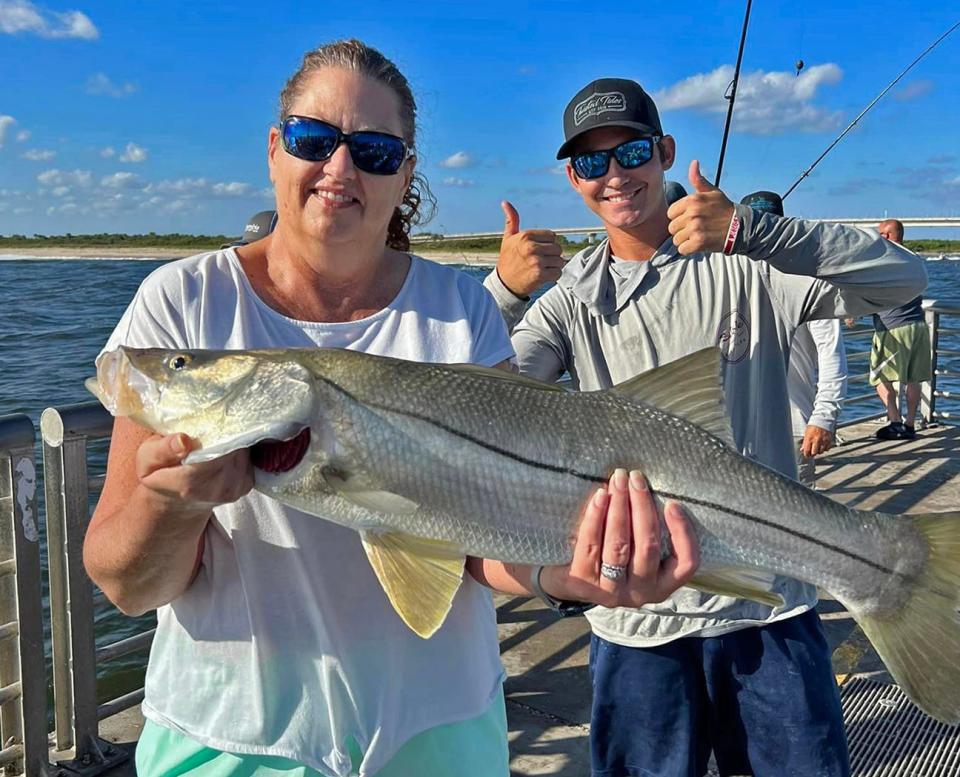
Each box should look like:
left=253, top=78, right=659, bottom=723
left=135, top=686, right=509, bottom=776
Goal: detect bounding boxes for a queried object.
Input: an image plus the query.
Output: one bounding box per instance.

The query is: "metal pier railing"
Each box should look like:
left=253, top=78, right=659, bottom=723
left=0, top=415, right=53, bottom=776
left=40, top=404, right=134, bottom=775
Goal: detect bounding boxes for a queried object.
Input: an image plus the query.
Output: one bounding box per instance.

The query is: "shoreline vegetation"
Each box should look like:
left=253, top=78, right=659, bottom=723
left=1, top=233, right=959, bottom=261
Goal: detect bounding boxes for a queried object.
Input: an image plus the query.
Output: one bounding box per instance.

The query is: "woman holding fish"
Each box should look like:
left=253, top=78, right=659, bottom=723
left=82, top=40, right=699, bottom=776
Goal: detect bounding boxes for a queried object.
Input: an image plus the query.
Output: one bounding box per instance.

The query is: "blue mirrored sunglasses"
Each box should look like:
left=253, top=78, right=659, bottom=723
left=280, top=115, right=413, bottom=175
left=571, top=137, right=661, bottom=180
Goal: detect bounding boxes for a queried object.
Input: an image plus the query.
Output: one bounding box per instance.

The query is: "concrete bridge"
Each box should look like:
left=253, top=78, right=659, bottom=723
left=412, top=216, right=960, bottom=243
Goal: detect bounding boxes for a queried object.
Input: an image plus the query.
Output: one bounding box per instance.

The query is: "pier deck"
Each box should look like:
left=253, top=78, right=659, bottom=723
left=71, top=418, right=960, bottom=776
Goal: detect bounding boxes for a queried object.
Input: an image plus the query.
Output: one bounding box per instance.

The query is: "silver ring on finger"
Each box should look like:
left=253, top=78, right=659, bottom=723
left=600, top=563, right=627, bottom=581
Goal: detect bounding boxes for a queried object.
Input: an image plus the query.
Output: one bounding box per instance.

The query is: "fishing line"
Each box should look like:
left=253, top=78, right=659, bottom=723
left=715, top=0, right=753, bottom=187
left=782, top=19, right=960, bottom=200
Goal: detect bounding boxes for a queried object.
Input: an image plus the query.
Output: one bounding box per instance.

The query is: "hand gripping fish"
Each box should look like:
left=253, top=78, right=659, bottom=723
left=87, top=346, right=960, bottom=723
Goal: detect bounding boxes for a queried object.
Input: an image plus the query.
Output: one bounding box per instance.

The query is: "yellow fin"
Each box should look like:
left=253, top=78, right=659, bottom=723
left=323, top=470, right=419, bottom=515
left=688, top=566, right=784, bottom=607
left=361, top=531, right=466, bottom=639
left=849, top=511, right=960, bottom=724
left=609, top=347, right=734, bottom=447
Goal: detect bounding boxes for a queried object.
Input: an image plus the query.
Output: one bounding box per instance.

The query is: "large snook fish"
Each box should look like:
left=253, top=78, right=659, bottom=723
left=87, top=345, right=960, bottom=723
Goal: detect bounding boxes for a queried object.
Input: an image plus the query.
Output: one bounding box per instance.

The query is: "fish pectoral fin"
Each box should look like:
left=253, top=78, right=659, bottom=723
left=361, top=531, right=466, bottom=639
left=323, top=470, right=419, bottom=515
left=608, top=347, right=736, bottom=448
left=687, top=566, right=784, bottom=608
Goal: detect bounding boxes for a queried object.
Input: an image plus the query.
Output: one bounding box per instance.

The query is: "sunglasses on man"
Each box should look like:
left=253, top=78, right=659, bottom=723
left=281, top=115, right=414, bottom=175
left=571, top=136, right=661, bottom=180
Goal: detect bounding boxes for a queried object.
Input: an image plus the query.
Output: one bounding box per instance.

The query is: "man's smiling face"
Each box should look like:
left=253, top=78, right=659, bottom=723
left=566, top=127, right=675, bottom=231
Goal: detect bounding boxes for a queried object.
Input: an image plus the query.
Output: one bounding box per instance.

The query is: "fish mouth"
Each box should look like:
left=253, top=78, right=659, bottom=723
left=88, top=349, right=159, bottom=418
left=250, top=427, right=311, bottom=473
left=183, top=421, right=309, bottom=465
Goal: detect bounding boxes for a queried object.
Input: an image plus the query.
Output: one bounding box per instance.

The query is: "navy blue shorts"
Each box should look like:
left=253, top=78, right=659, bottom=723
left=588, top=609, right=850, bottom=777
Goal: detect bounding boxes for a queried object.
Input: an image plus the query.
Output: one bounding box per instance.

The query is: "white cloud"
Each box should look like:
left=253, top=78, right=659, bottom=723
left=37, top=168, right=91, bottom=187
left=146, top=177, right=208, bottom=194
left=442, top=177, right=474, bottom=188
left=15, top=129, right=29, bottom=142
left=100, top=146, right=115, bottom=158
left=894, top=79, right=934, bottom=102
left=22, top=148, right=54, bottom=160
left=86, top=72, right=137, bottom=98
left=101, top=171, right=140, bottom=188
left=0, top=0, right=98, bottom=39
left=0, top=115, right=15, bottom=146
left=528, top=164, right=566, bottom=176
left=654, top=63, right=843, bottom=135
left=211, top=182, right=252, bottom=197
left=438, top=151, right=475, bottom=169
left=118, top=141, right=147, bottom=163
left=51, top=185, right=70, bottom=197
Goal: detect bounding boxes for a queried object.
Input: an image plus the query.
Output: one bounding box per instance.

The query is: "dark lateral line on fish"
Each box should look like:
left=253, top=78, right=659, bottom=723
left=318, top=377, right=895, bottom=576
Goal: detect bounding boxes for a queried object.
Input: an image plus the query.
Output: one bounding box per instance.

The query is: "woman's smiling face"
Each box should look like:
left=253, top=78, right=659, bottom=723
left=268, top=66, right=413, bottom=249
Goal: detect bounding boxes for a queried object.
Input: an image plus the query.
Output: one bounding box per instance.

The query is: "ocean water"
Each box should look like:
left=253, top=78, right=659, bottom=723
left=1, top=254, right=958, bottom=711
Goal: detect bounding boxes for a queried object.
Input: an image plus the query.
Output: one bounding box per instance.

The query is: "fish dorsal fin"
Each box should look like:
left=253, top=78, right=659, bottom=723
left=688, top=566, right=784, bottom=608
left=610, top=347, right=735, bottom=447
left=445, top=362, right=566, bottom=393
left=361, top=532, right=466, bottom=638
left=323, top=469, right=419, bottom=515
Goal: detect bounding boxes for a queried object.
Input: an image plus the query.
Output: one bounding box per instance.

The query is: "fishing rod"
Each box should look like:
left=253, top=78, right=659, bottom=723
left=782, top=19, right=960, bottom=200
left=714, top=0, right=753, bottom=187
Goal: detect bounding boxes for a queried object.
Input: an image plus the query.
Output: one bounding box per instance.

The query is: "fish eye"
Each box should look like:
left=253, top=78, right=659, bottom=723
left=168, top=354, right=194, bottom=371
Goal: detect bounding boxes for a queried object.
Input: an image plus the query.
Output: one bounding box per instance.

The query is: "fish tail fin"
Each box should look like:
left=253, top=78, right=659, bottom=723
left=850, top=510, right=960, bottom=724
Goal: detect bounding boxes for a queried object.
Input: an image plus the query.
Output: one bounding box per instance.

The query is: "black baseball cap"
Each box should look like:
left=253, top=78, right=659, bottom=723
left=664, top=180, right=688, bottom=206
left=239, top=210, right=278, bottom=244
left=557, top=78, right=663, bottom=160
left=740, top=191, right=784, bottom=217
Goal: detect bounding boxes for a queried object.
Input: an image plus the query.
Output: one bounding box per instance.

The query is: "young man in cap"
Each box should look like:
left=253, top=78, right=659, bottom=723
left=485, top=78, right=926, bottom=775
left=741, top=190, right=847, bottom=488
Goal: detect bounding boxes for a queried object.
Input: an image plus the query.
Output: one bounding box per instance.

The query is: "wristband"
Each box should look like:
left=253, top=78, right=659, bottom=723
left=723, top=212, right=741, bottom=255
left=530, top=565, right=595, bottom=617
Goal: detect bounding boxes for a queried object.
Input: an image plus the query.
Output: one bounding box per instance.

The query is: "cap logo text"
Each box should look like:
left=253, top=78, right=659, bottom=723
left=574, top=91, right=627, bottom=125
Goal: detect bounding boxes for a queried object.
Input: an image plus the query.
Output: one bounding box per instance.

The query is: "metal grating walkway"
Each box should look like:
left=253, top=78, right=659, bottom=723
left=841, top=678, right=960, bottom=776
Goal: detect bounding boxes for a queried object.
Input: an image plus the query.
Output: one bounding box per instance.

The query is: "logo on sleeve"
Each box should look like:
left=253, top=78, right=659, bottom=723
left=574, top=92, right=627, bottom=126
left=716, top=310, right=750, bottom=363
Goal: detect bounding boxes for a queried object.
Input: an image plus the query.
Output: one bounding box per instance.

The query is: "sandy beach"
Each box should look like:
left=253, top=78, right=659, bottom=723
left=0, top=246, right=499, bottom=266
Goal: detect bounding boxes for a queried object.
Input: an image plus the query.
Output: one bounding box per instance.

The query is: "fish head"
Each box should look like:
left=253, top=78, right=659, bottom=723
left=87, top=347, right=316, bottom=464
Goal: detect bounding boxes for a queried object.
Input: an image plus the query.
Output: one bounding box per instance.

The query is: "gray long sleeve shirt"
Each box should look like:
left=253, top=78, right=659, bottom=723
left=484, top=204, right=926, bottom=646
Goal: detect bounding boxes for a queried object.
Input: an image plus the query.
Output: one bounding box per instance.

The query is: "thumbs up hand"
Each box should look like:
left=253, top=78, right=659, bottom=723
left=665, top=160, right=736, bottom=256
left=496, top=201, right=565, bottom=298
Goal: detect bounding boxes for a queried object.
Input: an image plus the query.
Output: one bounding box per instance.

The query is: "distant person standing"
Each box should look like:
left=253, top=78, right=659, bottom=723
left=869, top=219, right=931, bottom=440
left=741, top=191, right=847, bottom=487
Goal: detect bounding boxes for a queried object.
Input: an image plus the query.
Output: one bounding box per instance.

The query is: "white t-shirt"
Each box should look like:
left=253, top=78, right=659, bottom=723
left=102, top=249, right=514, bottom=776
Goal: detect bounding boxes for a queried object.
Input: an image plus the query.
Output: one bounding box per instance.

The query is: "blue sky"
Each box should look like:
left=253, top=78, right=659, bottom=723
left=1, top=0, right=958, bottom=240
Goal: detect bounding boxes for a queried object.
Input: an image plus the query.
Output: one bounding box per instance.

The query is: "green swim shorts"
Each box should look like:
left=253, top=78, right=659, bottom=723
left=869, top=321, right=932, bottom=385
left=135, top=686, right=509, bottom=776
